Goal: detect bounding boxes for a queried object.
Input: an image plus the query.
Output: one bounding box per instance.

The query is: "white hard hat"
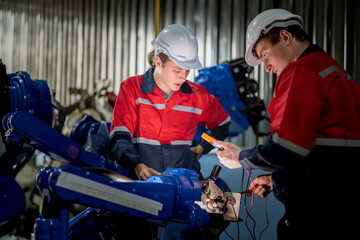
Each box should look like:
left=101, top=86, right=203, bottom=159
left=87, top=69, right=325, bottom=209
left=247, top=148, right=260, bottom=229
left=245, top=9, right=303, bottom=66
left=151, top=24, right=203, bottom=69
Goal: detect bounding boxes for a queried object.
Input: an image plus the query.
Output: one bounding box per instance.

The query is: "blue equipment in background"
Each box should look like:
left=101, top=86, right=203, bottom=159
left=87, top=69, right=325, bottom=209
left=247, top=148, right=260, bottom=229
left=196, top=62, right=250, bottom=135
left=193, top=58, right=269, bottom=144
left=0, top=59, right=55, bottom=235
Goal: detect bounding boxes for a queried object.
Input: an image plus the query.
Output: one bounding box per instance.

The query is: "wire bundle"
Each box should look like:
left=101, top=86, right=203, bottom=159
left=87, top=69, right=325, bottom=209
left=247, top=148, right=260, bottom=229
left=224, top=169, right=270, bottom=240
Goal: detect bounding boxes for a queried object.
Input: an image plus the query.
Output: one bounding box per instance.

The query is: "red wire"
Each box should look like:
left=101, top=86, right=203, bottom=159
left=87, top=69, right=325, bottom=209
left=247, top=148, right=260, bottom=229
left=239, top=186, right=258, bottom=194
left=244, top=170, right=255, bottom=239
left=244, top=190, right=255, bottom=238
left=243, top=169, right=270, bottom=240
left=247, top=170, right=254, bottom=182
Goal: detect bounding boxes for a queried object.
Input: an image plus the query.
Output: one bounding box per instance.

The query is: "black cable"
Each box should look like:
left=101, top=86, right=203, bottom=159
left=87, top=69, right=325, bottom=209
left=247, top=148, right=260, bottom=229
left=249, top=171, right=257, bottom=240
left=244, top=205, right=256, bottom=240
left=231, top=204, right=240, bottom=240
left=224, top=229, right=235, bottom=240
left=243, top=170, right=256, bottom=240
left=239, top=168, right=245, bottom=240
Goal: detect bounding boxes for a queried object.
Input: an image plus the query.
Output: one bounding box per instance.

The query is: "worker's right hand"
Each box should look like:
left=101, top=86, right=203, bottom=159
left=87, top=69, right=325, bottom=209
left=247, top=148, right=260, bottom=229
left=134, top=163, right=161, bottom=180
left=214, top=140, right=242, bottom=169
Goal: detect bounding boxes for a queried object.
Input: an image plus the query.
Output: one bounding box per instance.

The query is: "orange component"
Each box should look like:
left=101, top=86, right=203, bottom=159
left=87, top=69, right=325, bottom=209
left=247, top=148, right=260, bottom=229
left=201, top=133, right=215, bottom=144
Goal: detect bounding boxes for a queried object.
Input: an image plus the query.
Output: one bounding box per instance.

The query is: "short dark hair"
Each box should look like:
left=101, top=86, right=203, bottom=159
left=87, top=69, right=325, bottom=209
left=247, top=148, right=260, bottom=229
left=263, top=25, right=310, bottom=45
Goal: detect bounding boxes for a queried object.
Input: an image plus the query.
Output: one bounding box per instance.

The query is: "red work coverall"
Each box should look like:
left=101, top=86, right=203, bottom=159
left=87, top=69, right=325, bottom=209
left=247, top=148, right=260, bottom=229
left=109, top=68, right=230, bottom=178
left=239, top=44, right=360, bottom=239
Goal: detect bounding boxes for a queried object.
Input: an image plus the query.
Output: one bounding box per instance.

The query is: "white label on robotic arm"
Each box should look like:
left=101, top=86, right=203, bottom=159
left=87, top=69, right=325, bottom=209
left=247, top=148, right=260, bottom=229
left=56, top=172, right=163, bottom=216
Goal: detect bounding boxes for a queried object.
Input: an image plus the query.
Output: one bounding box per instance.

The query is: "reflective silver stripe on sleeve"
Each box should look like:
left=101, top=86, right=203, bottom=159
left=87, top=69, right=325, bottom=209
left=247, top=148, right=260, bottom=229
left=132, top=137, right=161, bottom=145
left=219, top=116, right=231, bottom=126
left=205, top=116, right=231, bottom=129
left=319, top=66, right=354, bottom=81
left=316, top=138, right=360, bottom=147
left=170, top=140, right=192, bottom=146
left=172, top=105, right=202, bottom=115
left=110, top=126, right=132, bottom=138
left=135, top=98, right=165, bottom=110
left=273, top=132, right=310, bottom=156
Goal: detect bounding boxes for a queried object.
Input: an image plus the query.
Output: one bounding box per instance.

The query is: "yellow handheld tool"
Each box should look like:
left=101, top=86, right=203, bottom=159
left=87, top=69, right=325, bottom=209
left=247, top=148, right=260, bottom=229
left=201, top=133, right=224, bottom=151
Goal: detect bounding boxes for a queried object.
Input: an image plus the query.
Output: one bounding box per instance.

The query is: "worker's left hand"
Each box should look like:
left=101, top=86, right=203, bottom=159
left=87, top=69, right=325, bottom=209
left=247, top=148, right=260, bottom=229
left=248, top=174, right=273, bottom=198
left=134, top=163, right=161, bottom=180
left=214, top=140, right=242, bottom=169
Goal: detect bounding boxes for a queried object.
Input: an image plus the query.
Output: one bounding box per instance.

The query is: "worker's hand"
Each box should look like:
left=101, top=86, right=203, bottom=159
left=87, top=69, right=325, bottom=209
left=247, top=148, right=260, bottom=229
left=134, top=163, right=161, bottom=180
left=248, top=174, right=273, bottom=198
left=191, top=145, right=203, bottom=160
left=213, top=140, right=242, bottom=169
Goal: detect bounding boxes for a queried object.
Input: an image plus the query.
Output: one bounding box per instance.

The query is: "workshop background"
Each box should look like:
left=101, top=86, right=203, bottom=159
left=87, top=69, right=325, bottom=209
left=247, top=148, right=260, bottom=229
left=1, top=0, right=359, bottom=239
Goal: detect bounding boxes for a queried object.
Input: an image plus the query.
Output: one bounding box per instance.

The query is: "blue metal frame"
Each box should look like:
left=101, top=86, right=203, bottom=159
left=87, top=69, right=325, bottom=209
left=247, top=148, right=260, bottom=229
left=1, top=69, right=53, bottom=233
left=8, top=71, right=52, bottom=126
left=3, top=111, right=125, bottom=174
left=3, top=111, right=209, bottom=239
left=194, top=62, right=250, bottom=141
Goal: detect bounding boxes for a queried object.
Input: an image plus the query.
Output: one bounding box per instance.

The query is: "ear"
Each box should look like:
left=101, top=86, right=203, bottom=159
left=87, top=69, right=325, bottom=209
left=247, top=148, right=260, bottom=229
left=154, top=56, right=163, bottom=68
left=279, top=29, right=292, bottom=46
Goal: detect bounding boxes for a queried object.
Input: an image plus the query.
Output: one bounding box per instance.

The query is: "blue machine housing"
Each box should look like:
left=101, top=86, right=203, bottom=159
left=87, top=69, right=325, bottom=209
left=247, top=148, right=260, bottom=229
left=3, top=110, right=210, bottom=239
left=3, top=111, right=125, bottom=174
left=8, top=71, right=52, bottom=126
left=0, top=175, right=26, bottom=223
left=194, top=63, right=250, bottom=140
left=36, top=165, right=207, bottom=225
left=32, top=163, right=208, bottom=239
left=0, top=66, right=53, bottom=234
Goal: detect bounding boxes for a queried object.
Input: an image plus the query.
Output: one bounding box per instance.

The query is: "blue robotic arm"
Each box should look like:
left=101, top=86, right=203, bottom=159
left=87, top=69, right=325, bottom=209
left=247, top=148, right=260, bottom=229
left=3, top=111, right=124, bottom=174
left=36, top=164, right=208, bottom=229
left=33, top=164, right=209, bottom=240
left=3, top=110, right=242, bottom=239
left=0, top=60, right=55, bottom=234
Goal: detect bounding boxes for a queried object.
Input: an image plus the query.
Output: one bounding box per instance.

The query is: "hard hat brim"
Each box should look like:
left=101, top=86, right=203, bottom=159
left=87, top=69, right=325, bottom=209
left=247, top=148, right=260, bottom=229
left=169, top=55, right=203, bottom=70
left=245, top=41, right=262, bottom=67
left=152, top=38, right=203, bottom=70
left=245, top=9, right=304, bottom=67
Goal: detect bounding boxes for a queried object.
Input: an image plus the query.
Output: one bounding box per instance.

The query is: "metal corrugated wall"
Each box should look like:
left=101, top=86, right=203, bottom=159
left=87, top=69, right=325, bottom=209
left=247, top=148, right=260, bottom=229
left=1, top=0, right=359, bottom=144
left=0, top=0, right=156, bottom=105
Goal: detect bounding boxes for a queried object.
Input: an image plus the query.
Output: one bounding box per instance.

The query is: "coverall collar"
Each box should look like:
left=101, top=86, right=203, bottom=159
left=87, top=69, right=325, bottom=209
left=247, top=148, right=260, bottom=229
left=298, top=43, right=324, bottom=60
left=141, top=68, right=194, bottom=94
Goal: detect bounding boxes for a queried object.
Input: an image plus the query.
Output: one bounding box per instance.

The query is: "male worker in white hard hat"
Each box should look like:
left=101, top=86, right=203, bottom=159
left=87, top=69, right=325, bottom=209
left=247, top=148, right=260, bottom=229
left=213, top=8, right=360, bottom=240
left=108, top=24, right=230, bottom=239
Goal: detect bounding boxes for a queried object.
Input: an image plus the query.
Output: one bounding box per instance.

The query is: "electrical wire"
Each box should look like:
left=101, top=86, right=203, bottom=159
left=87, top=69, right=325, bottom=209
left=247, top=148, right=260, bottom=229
left=243, top=170, right=256, bottom=240
left=236, top=169, right=271, bottom=240
left=247, top=170, right=254, bottom=182
left=248, top=170, right=258, bottom=239
left=258, top=196, right=269, bottom=240
left=247, top=171, right=257, bottom=239
left=247, top=192, right=258, bottom=240
left=241, top=170, right=271, bottom=240
left=224, top=229, right=236, bottom=240
left=231, top=203, right=240, bottom=240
